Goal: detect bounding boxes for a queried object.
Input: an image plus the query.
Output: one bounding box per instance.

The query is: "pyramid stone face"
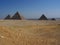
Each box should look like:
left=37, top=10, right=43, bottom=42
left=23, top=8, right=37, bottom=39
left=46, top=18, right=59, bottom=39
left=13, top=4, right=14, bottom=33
left=39, top=14, right=48, bottom=20
left=11, top=12, right=23, bottom=20
left=4, top=15, right=11, bottom=19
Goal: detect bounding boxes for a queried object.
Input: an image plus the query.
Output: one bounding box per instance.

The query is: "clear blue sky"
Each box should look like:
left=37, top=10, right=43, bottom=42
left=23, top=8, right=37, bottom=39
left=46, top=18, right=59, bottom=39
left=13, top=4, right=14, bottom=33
left=0, top=0, right=60, bottom=19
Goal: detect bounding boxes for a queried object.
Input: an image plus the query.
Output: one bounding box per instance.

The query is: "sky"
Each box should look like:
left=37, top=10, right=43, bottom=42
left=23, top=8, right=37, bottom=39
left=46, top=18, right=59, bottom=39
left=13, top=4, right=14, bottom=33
left=0, top=0, right=60, bottom=19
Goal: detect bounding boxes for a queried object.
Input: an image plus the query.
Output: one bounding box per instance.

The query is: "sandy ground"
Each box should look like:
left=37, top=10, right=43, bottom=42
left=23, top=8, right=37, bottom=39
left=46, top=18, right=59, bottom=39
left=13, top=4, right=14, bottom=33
left=0, top=20, right=60, bottom=45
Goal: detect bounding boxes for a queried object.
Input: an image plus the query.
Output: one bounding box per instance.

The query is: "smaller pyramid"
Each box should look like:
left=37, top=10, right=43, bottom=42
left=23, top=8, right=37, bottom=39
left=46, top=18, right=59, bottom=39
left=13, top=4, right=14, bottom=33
left=51, top=18, right=56, bottom=20
left=4, top=15, right=11, bottom=19
left=11, top=12, right=24, bottom=20
left=39, top=14, right=48, bottom=20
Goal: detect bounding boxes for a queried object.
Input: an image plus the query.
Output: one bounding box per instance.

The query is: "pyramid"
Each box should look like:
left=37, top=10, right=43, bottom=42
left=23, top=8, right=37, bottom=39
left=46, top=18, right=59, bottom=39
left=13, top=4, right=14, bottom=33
left=39, top=14, right=48, bottom=20
left=51, top=18, right=56, bottom=20
left=4, top=15, right=11, bottom=19
left=11, top=12, right=24, bottom=20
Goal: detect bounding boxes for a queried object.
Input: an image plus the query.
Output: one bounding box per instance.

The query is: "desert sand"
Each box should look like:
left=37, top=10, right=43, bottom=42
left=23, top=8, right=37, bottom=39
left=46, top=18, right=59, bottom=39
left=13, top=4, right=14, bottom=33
left=0, top=20, right=60, bottom=45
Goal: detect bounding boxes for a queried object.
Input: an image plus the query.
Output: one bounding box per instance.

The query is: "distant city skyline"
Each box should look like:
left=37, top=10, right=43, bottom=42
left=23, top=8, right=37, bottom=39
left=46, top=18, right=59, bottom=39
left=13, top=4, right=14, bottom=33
left=0, top=0, right=60, bottom=19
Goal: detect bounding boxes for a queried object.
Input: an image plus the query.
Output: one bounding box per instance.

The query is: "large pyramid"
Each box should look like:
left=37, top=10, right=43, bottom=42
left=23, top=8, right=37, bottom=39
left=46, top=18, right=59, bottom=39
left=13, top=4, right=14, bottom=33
left=4, top=15, right=11, bottom=19
left=39, top=14, right=48, bottom=20
left=11, top=12, right=24, bottom=20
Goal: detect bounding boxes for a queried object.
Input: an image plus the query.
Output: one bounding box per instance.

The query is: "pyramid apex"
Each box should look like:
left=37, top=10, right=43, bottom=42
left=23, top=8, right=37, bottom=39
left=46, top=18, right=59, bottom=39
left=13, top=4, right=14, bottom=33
left=15, top=11, right=20, bottom=14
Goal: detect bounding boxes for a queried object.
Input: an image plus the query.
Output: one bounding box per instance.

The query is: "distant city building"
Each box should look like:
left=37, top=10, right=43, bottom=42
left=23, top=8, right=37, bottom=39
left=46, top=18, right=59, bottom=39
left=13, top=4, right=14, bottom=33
left=4, top=15, right=11, bottom=19
left=39, top=14, right=48, bottom=20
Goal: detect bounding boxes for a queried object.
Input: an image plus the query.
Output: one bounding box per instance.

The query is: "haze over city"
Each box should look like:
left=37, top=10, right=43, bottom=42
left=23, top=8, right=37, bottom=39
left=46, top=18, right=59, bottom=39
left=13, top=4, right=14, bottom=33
left=0, top=0, right=60, bottom=19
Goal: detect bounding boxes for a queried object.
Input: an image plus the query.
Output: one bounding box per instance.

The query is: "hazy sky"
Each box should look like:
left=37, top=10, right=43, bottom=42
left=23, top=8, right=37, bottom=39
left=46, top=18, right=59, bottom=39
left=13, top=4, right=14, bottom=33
left=0, top=0, right=60, bottom=19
